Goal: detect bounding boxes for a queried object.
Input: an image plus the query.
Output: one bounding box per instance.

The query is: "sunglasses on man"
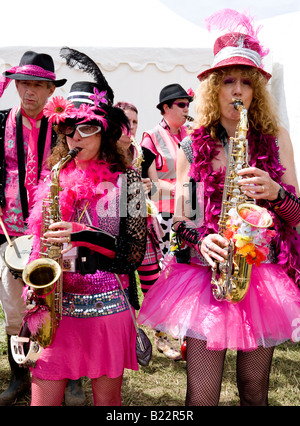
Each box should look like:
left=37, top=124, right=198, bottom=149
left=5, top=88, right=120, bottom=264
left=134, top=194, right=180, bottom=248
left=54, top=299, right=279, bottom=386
left=173, top=102, right=190, bottom=109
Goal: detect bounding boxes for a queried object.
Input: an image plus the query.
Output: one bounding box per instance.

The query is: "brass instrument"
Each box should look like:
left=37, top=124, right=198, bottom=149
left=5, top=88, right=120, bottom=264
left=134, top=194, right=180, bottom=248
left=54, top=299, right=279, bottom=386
left=211, top=100, right=272, bottom=303
left=11, top=147, right=81, bottom=365
left=185, top=115, right=194, bottom=122
left=131, top=136, right=158, bottom=216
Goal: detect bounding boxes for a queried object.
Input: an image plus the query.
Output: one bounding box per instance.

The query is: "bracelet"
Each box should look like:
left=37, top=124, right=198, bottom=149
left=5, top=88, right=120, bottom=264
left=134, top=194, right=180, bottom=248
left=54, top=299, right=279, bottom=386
left=174, top=221, right=200, bottom=245
left=196, top=239, right=203, bottom=254
left=269, top=185, right=286, bottom=204
left=270, top=189, right=300, bottom=226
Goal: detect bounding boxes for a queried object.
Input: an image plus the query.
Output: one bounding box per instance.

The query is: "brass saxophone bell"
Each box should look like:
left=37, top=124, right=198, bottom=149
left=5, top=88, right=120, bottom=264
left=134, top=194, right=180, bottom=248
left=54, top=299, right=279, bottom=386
left=237, top=203, right=273, bottom=228
left=22, top=258, right=62, bottom=348
left=22, top=258, right=62, bottom=290
left=11, top=148, right=81, bottom=364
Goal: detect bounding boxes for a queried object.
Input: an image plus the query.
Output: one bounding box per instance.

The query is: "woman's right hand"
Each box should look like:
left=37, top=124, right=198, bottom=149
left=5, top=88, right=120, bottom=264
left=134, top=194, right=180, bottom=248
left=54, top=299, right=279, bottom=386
left=200, top=234, right=229, bottom=269
left=44, top=221, right=73, bottom=254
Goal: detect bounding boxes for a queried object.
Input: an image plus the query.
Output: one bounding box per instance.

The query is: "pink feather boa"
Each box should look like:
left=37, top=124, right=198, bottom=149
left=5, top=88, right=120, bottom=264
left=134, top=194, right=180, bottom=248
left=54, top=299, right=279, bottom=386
left=27, top=160, right=120, bottom=260
left=189, top=126, right=300, bottom=288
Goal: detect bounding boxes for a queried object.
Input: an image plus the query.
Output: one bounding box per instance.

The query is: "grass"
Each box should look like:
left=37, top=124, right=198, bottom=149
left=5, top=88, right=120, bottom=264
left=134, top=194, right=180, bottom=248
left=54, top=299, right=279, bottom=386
left=1, top=302, right=300, bottom=406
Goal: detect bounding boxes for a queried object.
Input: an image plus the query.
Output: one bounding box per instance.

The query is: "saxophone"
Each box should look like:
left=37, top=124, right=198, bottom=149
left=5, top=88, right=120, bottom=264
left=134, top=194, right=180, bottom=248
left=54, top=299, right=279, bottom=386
left=11, top=147, right=81, bottom=365
left=131, top=136, right=158, bottom=216
left=211, top=100, right=272, bottom=303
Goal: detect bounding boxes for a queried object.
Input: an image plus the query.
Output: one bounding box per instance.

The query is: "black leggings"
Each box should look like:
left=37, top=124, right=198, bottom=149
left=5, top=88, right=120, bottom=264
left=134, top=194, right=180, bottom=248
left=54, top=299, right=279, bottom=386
left=185, top=338, right=274, bottom=406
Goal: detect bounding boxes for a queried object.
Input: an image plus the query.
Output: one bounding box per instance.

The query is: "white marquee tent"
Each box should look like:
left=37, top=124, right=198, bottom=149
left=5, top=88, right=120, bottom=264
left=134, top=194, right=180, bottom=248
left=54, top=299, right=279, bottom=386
left=0, top=0, right=214, bottom=141
left=259, top=11, right=300, bottom=181
left=0, top=1, right=298, bottom=180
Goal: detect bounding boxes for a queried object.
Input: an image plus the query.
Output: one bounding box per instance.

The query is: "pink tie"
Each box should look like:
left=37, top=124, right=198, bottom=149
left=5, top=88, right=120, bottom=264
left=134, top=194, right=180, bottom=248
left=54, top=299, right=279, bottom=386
left=22, top=109, right=44, bottom=190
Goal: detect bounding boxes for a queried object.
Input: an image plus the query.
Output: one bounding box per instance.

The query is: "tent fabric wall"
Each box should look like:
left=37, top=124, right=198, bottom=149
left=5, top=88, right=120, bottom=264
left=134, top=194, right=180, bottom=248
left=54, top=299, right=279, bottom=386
left=0, top=0, right=215, bottom=141
left=0, top=2, right=298, bottom=180
left=259, top=12, right=300, bottom=182
left=0, top=48, right=211, bottom=142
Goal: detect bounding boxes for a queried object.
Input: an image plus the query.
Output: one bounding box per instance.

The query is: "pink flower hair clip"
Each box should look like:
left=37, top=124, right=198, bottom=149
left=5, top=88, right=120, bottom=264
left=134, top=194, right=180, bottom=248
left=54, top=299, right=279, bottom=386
left=43, top=96, right=74, bottom=124
left=187, top=88, right=195, bottom=98
left=89, top=87, right=108, bottom=107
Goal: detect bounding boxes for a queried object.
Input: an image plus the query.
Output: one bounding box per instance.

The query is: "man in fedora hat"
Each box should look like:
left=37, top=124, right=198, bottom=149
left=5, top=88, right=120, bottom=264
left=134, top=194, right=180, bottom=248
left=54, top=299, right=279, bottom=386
left=141, top=83, right=193, bottom=360
left=0, top=51, right=66, bottom=405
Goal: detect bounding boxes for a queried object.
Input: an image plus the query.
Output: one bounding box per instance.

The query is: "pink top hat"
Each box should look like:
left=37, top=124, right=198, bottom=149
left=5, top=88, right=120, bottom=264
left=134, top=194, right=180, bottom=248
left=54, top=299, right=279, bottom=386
left=197, top=9, right=272, bottom=81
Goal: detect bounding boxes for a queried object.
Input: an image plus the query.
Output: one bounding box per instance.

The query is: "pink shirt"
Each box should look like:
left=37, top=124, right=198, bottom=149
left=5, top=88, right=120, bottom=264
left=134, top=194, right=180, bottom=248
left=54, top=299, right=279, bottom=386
left=1, top=106, right=52, bottom=236
left=142, top=120, right=188, bottom=213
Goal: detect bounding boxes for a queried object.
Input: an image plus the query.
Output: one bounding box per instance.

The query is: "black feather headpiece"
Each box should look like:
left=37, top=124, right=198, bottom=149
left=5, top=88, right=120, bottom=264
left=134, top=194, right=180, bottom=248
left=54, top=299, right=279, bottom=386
left=60, top=46, right=114, bottom=105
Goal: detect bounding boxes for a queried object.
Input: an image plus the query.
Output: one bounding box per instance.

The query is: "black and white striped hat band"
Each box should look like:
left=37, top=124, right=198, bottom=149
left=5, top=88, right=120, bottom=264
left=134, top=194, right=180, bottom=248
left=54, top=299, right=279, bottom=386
left=67, top=91, right=94, bottom=105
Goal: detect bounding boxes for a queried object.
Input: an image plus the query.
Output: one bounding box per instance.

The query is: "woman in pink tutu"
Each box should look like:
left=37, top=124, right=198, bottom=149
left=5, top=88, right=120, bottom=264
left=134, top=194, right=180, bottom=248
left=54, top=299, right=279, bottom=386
left=138, top=9, right=300, bottom=406
left=20, top=48, right=146, bottom=405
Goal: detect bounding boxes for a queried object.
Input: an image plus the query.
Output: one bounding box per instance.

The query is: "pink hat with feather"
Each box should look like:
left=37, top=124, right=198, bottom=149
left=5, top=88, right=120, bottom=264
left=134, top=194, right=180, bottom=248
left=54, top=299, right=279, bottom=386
left=197, top=9, right=272, bottom=81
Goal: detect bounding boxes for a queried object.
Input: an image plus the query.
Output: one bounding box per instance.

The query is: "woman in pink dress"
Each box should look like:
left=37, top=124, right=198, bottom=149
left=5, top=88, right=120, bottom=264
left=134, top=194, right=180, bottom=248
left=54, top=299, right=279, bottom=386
left=138, top=10, right=300, bottom=406
left=21, top=48, right=147, bottom=406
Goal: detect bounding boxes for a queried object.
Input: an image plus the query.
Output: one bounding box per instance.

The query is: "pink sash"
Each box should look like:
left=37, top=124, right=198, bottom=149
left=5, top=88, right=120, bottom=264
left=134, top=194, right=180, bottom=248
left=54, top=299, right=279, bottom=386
left=1, top=106, right=52, bottom=236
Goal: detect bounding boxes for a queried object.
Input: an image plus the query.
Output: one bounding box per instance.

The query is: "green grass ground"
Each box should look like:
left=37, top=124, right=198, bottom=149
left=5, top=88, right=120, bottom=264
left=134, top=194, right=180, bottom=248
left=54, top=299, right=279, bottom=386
left=1, top=302, right=299, bottom=406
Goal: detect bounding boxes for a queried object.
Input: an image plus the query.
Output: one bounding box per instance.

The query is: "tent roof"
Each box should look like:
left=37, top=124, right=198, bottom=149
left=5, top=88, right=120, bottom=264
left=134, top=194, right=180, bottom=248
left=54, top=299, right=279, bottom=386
left=0, top=0, right=214, bottom=72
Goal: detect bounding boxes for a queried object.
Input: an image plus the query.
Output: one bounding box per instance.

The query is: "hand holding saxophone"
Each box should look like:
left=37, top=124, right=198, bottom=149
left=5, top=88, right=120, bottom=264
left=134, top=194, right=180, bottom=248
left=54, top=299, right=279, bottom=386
left=200, top=234, right=229, bottom=269
left=238, top=166, right=281, bottom=201
left=44, top=221, right=73, bottom=254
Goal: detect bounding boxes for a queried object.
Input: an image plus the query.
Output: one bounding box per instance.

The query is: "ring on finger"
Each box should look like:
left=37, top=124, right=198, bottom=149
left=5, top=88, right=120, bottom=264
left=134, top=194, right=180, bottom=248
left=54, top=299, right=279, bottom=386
left=204, top=244, right=211, bottom=254
left=66, top=236, right=70, bottom=244
left=261, top=185, right=264, bottom=192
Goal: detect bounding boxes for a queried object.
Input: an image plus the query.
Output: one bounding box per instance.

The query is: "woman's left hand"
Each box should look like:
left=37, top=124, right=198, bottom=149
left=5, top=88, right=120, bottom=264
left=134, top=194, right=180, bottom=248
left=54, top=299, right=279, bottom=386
left=238, top=167, right=281, bottom=201
left=44, top=221, right=73, bottom=254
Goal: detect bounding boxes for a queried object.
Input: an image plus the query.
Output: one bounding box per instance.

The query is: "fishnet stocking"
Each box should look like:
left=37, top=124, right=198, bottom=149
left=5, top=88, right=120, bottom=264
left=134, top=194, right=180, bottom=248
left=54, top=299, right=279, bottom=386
left=31, top=375, right=123, bottom=406
left=185, top=338, right=226, bottom=406
left=31, top=377, right=67, bottom=406
left=185, top=338, right=274, bottom=406
left=236, top=345, right=274, bottom=406
left=91, top=375, right=123, bottom=406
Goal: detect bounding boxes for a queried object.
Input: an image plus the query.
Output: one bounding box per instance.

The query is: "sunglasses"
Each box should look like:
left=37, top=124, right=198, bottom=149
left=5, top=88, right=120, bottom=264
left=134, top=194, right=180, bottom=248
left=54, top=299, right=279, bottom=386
left=57, top=123, right=101, bottom=138
left=173, top=102, right=190, bottom=109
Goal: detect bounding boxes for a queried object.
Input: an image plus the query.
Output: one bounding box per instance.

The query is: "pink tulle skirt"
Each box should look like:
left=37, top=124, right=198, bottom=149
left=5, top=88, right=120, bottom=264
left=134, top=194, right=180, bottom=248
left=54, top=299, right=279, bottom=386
left=138, top=255, right=300, bottom=351
left=31, top=309, right=138, bottom=380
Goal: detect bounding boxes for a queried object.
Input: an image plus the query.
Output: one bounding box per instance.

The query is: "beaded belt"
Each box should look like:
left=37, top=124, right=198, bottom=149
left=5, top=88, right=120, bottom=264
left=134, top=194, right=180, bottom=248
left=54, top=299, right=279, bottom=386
left=62, top=288, right=129, bottom=318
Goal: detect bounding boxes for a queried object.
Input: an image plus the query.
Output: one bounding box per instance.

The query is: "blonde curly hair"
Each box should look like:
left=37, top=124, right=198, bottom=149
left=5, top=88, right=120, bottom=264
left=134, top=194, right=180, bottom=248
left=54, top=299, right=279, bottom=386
left=193, top=66, right=280, bottom=139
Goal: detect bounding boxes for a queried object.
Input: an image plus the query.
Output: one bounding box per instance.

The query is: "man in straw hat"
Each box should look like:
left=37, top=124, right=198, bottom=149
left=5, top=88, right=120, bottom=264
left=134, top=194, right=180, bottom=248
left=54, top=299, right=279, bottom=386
left=0, top=51, right=66, bottom=405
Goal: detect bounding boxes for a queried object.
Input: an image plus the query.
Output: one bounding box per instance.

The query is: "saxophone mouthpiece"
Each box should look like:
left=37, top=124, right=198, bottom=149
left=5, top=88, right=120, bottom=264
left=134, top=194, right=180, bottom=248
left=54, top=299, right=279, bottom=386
left=185, top=115, right=194, bottom=122
left=233, top=99, right=243, bottom=110
left=68, top=147, right=82, bottom=158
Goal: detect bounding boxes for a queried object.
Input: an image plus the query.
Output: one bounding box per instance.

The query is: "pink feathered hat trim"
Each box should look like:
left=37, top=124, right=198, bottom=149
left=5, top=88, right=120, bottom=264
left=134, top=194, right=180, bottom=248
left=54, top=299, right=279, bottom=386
left=197, top=9, right=272, bottom=81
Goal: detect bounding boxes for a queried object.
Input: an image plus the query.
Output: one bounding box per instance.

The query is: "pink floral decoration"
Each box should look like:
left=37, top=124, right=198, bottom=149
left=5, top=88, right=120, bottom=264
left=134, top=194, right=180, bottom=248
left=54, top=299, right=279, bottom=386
left=187, top=88, right=195, bottom=98
left=90, top=88, right=108, bottom=107
left=43, top=96, right=74, bottom=124
left=74, top=104, right=108, bottom=130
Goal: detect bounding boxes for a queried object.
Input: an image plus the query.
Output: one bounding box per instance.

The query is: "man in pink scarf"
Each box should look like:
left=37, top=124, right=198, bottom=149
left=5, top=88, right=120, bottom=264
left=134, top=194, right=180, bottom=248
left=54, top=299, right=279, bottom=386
left=0, top=51, right=66, bottom=405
